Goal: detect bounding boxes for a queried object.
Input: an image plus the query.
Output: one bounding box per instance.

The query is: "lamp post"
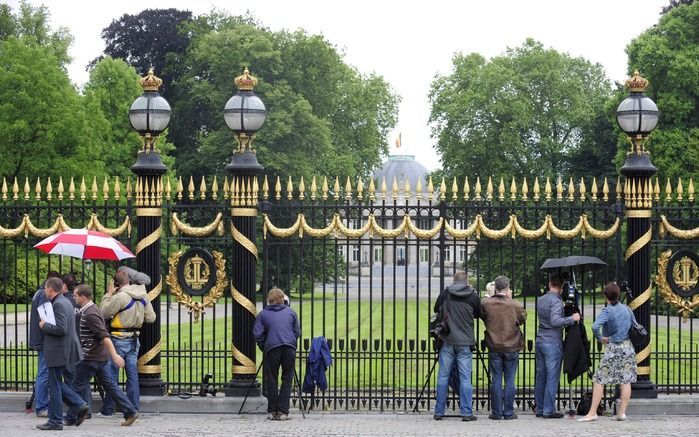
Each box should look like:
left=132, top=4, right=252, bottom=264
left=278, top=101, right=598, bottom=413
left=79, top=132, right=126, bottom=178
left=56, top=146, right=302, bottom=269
left=223, top=68, right=266, bottom=396
left=130, top=68, right=171, bottom=395
left=617, top=70, right=659, bottom=398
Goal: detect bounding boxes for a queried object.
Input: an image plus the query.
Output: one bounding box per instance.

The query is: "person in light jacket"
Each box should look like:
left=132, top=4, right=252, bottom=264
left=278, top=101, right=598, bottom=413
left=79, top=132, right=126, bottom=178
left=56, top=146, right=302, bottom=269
left=253, top=288, right=300, bottom=421
left=578, top=283, right=636, bottom=422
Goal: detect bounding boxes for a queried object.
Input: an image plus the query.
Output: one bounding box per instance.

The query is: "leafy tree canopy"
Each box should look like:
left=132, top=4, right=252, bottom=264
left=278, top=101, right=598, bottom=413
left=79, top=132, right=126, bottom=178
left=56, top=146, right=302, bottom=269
left=0, top=38, right=103, bottom=181
left=0, top=1, right=72, bottom=67
left=96, top=9, right=398, bottom=182
left=429, top=39, right=613, bottom=181
left=625, top=0, right=699, bottom=182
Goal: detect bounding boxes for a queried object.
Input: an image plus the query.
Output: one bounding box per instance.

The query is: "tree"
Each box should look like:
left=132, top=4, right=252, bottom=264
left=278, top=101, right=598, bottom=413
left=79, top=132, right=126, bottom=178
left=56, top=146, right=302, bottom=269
left=625, top=1, right=699, bottom=183
left=83, top=57, right=163, bottom=180
left=0, top=38, right=102, bottom=180
left=94, top=9, right=193, bottom=99
left=96, top=10, right=398, bottom=181
left=429, top=39, right=614, bottom=181
left=167, top=13, right=398, bottom=181
left=0, top=1, right=72, bottom=67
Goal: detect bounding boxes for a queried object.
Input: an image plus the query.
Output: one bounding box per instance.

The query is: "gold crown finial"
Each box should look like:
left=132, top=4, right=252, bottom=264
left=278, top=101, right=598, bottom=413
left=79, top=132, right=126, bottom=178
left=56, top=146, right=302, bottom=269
left=140, top=68, right=163, bottom=91
left=625, top=70, right=649, bottom=92
left=235, top=67, right=258, bottom=91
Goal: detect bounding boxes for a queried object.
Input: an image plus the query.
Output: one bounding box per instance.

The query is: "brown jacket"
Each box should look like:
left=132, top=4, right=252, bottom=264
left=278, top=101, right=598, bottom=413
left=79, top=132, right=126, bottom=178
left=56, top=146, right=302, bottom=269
left=481, top=294, right=527, bottom=353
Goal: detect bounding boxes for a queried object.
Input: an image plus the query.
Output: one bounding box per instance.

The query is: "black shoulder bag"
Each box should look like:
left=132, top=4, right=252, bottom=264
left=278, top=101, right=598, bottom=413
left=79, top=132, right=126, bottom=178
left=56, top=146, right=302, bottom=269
left=429, top=292, right=451, bottom=338
left=626, top=305, right=648, bottom=347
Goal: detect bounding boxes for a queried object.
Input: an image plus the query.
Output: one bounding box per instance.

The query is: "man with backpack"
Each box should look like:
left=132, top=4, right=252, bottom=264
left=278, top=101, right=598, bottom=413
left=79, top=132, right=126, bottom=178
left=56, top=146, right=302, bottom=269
left=98, top=268, right=155, bottom=416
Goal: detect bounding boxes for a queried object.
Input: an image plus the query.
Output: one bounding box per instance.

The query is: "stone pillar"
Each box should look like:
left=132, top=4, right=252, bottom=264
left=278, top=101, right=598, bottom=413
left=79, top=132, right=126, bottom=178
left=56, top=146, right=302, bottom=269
left=224, top=150, right=263, bottom=396
left=620, top=151, right=657, bottom=398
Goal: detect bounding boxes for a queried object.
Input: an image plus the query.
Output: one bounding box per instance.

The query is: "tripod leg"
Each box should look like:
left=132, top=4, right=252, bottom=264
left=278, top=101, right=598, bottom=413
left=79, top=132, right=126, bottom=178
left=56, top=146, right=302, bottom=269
left=292, top=368, right=306, bottom=419
left=413, top=353, right=439, bottom=413
left=238, top=359, right=264, bottom=415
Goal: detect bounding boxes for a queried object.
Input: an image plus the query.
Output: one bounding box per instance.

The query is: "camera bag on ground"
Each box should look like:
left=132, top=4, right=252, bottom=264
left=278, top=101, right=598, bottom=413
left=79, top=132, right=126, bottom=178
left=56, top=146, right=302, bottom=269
left=575, top=389, right=604, bottom=416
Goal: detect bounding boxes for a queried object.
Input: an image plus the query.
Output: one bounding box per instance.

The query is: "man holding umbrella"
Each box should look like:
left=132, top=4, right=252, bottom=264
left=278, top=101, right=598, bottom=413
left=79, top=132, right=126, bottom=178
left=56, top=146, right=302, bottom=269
left=535, top=273, right=580, bottom=418
left=37, top=277, right=89, bottom=430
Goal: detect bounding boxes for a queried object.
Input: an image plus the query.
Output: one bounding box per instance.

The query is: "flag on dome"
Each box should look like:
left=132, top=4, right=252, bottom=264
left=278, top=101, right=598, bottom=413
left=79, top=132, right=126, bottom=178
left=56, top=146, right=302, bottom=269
left=395, top=133, right=402, bottom=149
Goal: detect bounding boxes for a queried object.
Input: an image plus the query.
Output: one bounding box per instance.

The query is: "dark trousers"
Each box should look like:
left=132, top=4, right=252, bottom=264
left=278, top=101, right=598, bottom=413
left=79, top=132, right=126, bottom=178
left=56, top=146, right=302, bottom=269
left=263, top=345, right=296, bottom=414
left=67, top=360, right=137, bottom=422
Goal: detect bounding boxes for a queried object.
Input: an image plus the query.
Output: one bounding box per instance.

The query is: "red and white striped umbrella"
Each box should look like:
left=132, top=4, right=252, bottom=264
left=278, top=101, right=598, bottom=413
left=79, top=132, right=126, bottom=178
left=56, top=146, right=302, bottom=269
left=34, top=229, right=135, bottom=261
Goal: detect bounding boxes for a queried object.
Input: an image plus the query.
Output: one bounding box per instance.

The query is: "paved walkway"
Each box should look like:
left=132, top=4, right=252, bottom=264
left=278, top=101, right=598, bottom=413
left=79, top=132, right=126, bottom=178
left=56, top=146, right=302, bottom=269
left=2, top=412, right=698, bottom=436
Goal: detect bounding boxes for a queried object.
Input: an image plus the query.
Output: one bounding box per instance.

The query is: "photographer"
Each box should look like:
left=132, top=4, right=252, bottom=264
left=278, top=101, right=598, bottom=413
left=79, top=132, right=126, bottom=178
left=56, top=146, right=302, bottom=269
left=432, top=271, right=481, bottom=422
left=481, top=276, right=526, bottom=420
left=253, top=288, right=300, bottom=421
left=98, top=268, right=155, bottom=417
left=534, top=274, right=580, bottom=419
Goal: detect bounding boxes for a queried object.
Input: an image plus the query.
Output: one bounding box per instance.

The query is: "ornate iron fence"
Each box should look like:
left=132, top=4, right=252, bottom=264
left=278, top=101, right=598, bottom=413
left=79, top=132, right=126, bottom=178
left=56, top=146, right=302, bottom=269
left=1, top=174, right=697, bottom=412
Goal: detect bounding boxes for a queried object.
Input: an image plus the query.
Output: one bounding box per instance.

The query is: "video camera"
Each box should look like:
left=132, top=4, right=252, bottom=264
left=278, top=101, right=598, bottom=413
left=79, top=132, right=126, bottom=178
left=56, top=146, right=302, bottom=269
left=198, top=373, right=217, bottom=397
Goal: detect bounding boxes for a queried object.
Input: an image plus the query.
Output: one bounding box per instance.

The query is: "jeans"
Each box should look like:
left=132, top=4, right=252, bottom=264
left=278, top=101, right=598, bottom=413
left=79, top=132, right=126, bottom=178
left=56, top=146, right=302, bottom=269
left=101, top=336, right=140, bottom=415
left=264, top=345, right=296, bottom=414
left=47, top=366, right=86, bottom=427
left=434, top=344, right=473, bottom=416
left=534, top=342, right=563, bottom=416
left=67, top=360, right=137, bottom=422
left=34, top=350, right=49, bottom=414
left=489, top=351, right=519, bottom=418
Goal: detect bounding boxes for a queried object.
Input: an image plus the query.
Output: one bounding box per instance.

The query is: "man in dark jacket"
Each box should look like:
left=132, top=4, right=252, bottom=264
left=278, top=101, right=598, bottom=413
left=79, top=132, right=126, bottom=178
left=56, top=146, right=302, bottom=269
left=37, top=277, right=89, bottom=431
left=481, top=275, right=527, bottom=420
left=253, top=288, right=300, bottom=420
left=65, top=284, right=139, bottom=427
left=432, top=272, right=482, bottom=422
left=29, top=271, right=60, bottom=417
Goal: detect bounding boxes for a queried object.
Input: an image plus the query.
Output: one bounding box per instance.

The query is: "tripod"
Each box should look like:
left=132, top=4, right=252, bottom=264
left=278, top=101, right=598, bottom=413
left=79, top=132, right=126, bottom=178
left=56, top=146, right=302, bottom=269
left=413, top=345, right=491, bottom=413
left=238, top=358, right=306, bottom=419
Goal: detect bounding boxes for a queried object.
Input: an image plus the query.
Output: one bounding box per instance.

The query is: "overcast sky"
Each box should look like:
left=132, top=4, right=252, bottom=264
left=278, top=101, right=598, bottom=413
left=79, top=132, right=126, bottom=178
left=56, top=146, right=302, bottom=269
left=12, top=0, right=669, bottom=171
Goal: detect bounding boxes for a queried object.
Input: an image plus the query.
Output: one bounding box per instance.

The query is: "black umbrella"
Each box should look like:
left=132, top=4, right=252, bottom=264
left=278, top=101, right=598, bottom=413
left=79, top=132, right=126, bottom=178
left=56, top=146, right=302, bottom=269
left=539, top=256, right=607, bottom=272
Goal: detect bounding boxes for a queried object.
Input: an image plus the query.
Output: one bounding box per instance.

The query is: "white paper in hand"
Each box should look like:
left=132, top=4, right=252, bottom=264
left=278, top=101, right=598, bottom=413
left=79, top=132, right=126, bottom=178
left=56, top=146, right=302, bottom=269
left=38, top=302, right=56, bottom=325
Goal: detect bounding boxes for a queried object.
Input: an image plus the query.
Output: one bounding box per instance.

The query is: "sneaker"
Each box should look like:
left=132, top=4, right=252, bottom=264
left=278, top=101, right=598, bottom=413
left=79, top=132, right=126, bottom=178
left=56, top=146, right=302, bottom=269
left=488, top=414, right=503, bottom=420
left=433, top=414, right=444, bottom=421
left=614, top=414, right=627, bottom=421
left=462, top=415, right=478, bottom=422
left=504, top=414, right=518, bottom=420
left=95, top=412, right=113, bottom=418
left=121, top=413, right=139, bottom=426
left=277, top=413, right=291, bottom=420
left=36, top=409, right=48, bottom=418
left=266, top=412, right=276, bottom=420
left=271, top=412, right=281, bottom=421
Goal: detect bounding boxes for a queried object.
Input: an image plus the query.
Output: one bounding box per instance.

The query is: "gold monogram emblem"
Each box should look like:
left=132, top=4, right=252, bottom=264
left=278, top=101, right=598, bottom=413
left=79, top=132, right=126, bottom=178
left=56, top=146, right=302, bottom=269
left=184, top=255, right=210, bottom=290
left=166, top=249, right=227, bottom=322
left=672, top=256, right=699, bottom=292
left=656, top=250, right=699, bottom=321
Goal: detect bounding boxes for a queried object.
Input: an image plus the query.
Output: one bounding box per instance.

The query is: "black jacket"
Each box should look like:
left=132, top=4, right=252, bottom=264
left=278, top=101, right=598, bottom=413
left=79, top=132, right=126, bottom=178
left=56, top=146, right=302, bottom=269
left=563, top=321, right=592, bottom=383
left=434, top=282, right=482, bottom=346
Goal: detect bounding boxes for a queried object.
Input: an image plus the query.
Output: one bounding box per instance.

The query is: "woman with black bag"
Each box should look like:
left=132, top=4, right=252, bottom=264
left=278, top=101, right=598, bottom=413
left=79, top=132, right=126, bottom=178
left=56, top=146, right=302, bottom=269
left=578, top=283, right=639, bottom=422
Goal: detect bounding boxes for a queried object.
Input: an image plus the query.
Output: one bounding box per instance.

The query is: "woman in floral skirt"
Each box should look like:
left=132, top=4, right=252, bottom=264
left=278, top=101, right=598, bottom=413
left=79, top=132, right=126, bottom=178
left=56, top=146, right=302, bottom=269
left=578, top=282, right=637, bottom=422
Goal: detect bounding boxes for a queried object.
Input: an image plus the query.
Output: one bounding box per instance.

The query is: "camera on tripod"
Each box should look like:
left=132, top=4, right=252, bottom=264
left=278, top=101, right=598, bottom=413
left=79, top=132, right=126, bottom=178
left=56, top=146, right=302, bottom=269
left=199, top=373, right=217, bottom=397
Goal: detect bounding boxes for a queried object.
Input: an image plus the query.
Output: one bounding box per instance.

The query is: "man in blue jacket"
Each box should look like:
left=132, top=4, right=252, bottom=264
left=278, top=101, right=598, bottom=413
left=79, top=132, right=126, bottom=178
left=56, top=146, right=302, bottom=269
left=253, top=288, right=300, bottom=420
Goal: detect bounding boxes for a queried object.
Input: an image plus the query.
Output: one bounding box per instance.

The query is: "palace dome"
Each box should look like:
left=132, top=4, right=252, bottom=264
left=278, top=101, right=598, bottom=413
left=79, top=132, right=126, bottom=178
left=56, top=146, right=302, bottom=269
left=372, top=155, right=429, bottom=197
